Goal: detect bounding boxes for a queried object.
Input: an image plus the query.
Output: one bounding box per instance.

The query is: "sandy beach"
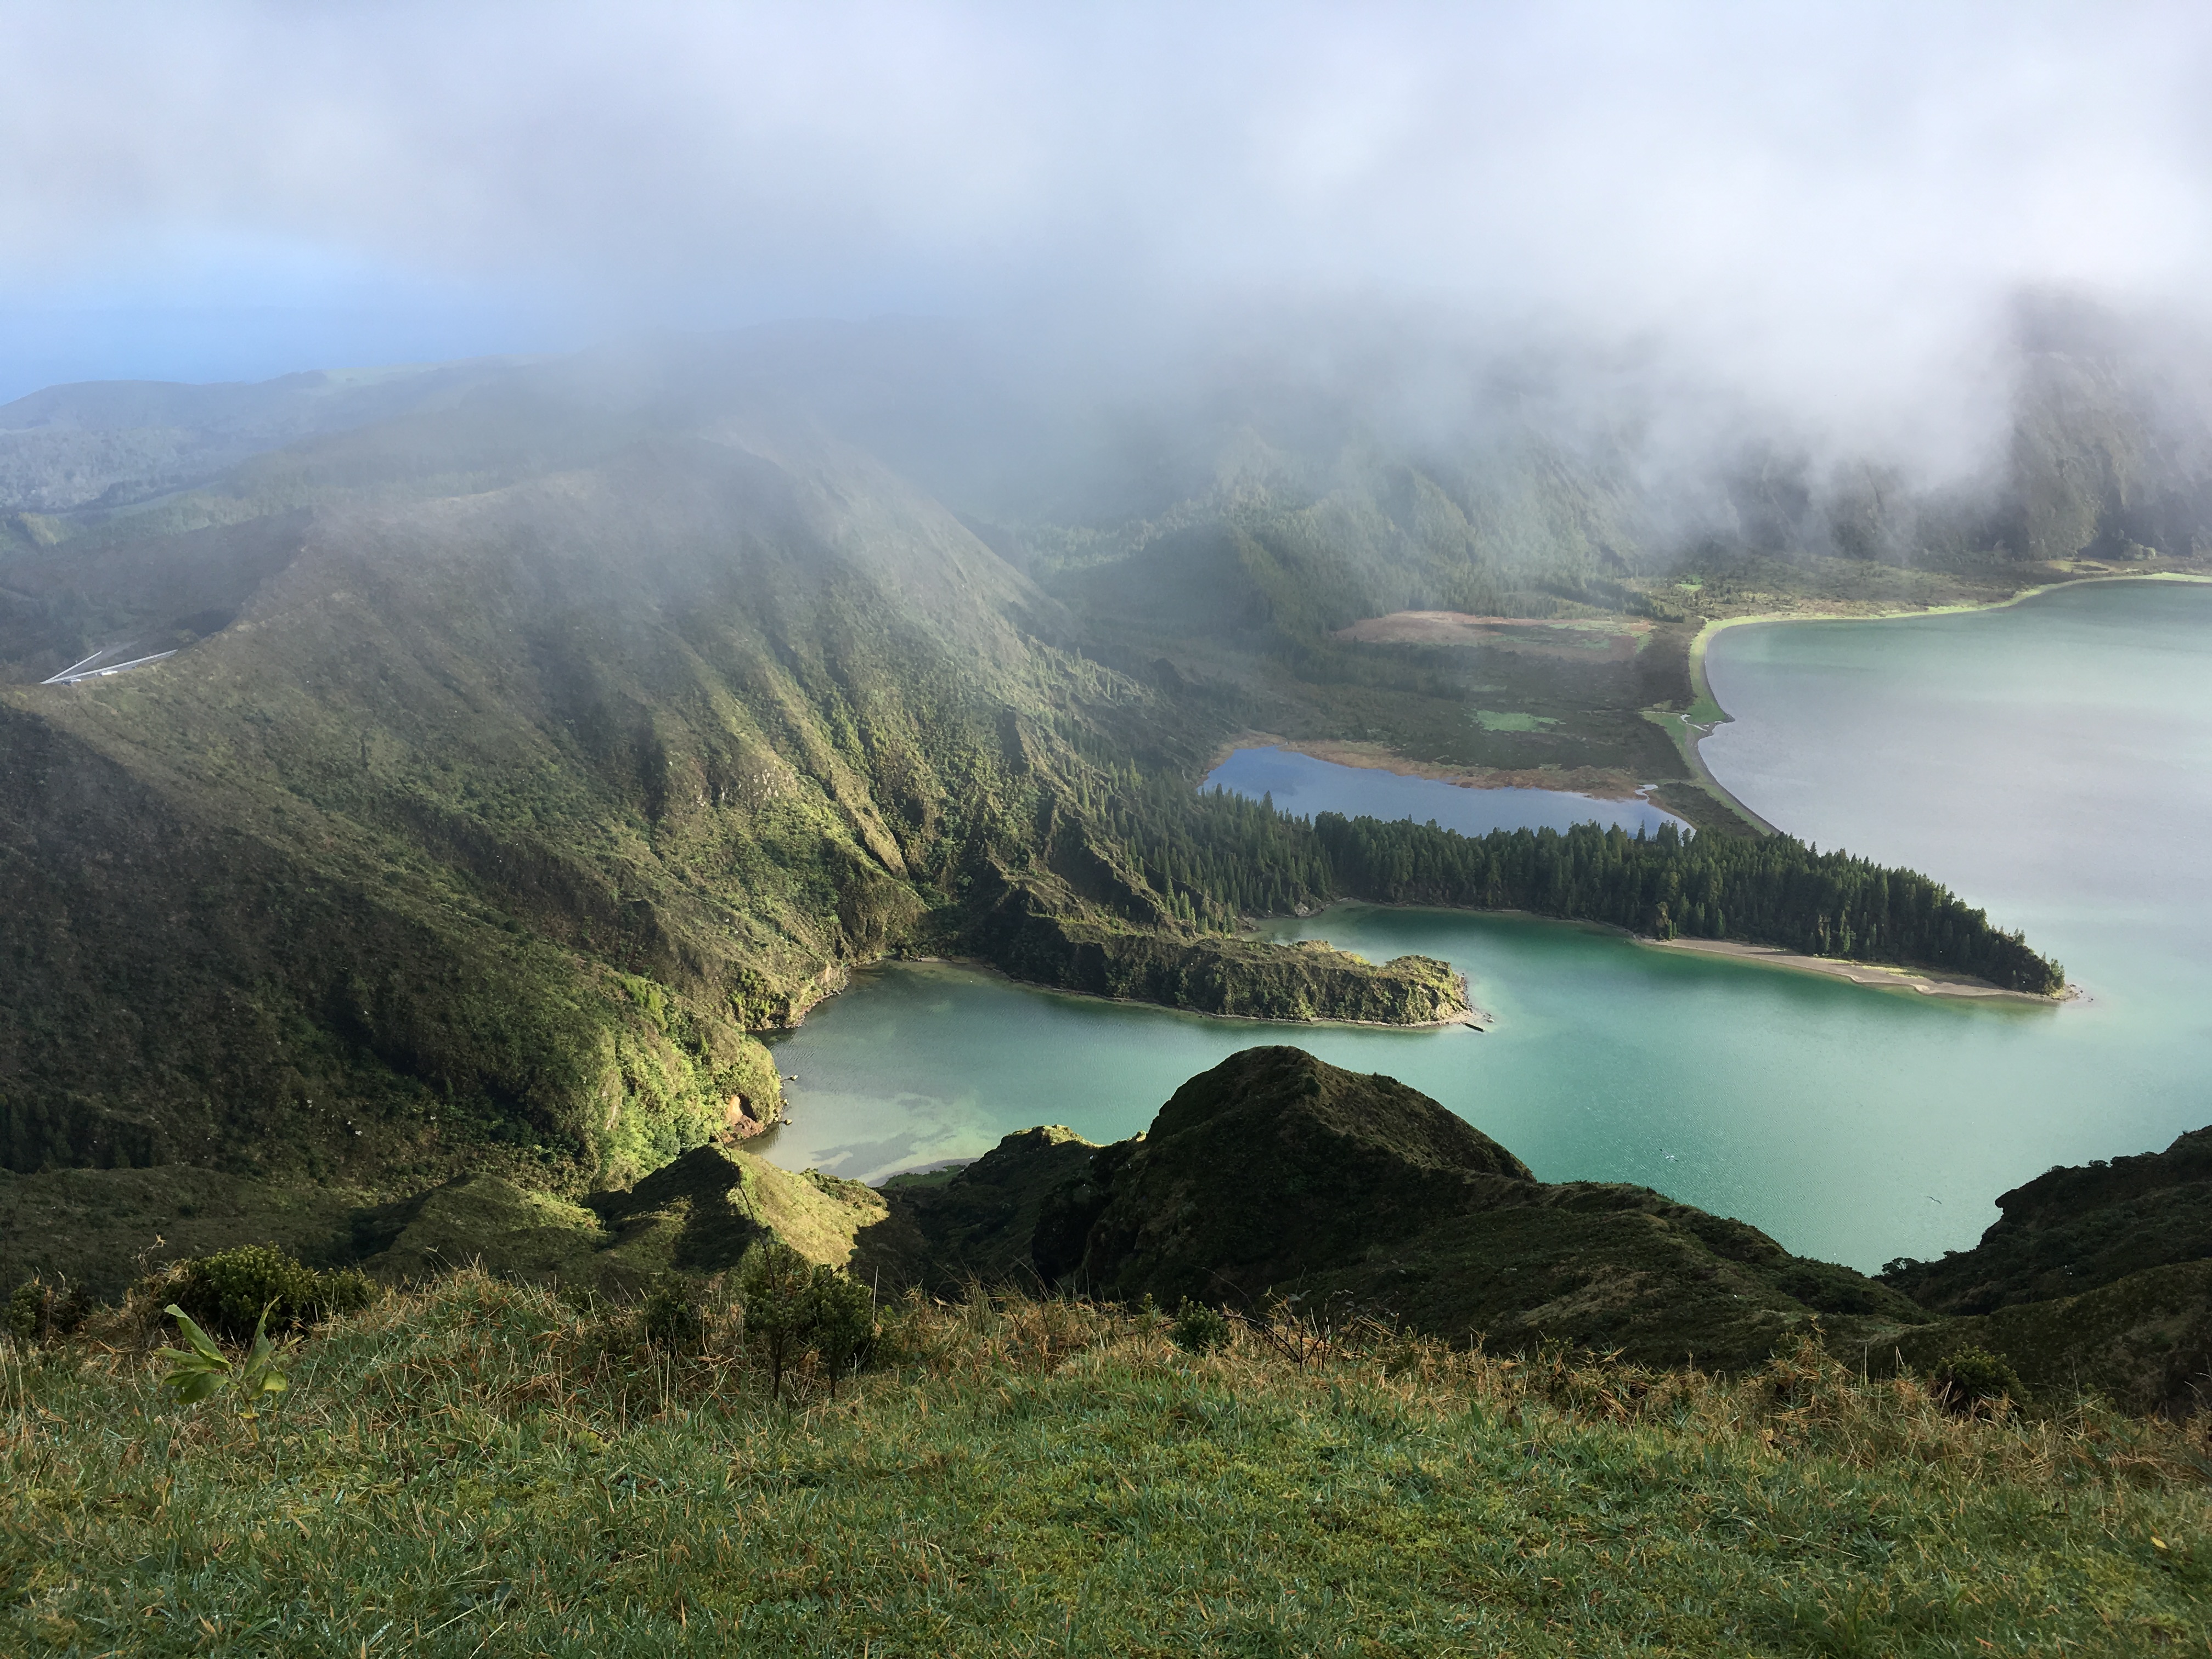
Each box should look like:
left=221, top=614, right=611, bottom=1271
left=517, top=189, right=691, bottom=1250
left=1640, top=936, right=2072, bottom=1003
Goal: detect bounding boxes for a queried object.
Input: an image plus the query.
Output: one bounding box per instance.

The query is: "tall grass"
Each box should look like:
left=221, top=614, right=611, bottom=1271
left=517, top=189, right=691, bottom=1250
left=3, top=1273, right=2207, bottom=1655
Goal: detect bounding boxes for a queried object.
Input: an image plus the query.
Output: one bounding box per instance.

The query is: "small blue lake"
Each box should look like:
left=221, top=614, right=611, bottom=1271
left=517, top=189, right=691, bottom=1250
left=1202, top=746, right=1688, bottom=837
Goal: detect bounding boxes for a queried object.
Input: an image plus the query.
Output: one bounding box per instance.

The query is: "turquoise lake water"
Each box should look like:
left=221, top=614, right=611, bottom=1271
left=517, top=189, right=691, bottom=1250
left=760, top=579, right=2212, bottom=1272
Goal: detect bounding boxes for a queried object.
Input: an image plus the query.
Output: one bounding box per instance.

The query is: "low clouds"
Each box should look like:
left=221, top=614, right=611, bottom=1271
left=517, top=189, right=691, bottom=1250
left=5, top=0, right=2211, bottom=462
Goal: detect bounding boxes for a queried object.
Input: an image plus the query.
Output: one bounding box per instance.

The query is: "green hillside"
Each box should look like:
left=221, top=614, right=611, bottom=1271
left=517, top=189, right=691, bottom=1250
left=0, top=315, right=2166, bottom=1272
left=1, top=392, right=1482, bottom=1197
left=7, top=1273, right=2207, bottom=1657
left=5, top=1046, right=2210, bottom=1655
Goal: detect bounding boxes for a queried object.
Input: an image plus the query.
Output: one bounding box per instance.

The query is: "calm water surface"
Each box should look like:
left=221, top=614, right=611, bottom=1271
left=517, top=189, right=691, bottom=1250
left=763, top=580, right=2212, bottom=1271
left=1203, top=746, right=1685, bottom=837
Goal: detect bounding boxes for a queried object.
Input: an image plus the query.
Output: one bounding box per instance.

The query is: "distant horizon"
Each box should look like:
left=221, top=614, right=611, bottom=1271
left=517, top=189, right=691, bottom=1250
left=0, top=301, right=578, bottom=405
left=7, top=4, right=2210, bottom=459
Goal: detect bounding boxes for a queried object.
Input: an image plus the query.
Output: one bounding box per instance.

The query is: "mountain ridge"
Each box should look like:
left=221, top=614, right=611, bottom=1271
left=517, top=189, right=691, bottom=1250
left=0, top=318, right=2140, bottom=1226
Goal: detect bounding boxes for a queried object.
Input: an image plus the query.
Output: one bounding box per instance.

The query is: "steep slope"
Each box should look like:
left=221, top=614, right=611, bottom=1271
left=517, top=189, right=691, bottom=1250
left=2004, top=298, right=2212, bottom=565
left=1, top=392, right=1466, bottom=1194
left=0, top=421, right=1024, bottom=1184
left=1882, top=1126, right=2212, bottom=1313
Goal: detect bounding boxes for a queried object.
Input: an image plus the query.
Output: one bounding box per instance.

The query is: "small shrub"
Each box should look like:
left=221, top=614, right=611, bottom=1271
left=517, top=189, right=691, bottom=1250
left=736, top=1240, right=879, bottom=1401
left=811, top=1269, right=876, bottom=1397
left=639, top=1276, right=708, bottom=1348
left=1171, top=1296, right=1232, bottom=1354
left=1133, top=1292, right=1166, bottom=1337
left=6, top=1276, right=91, bottom=1346
left=1931, top=1346, right=2030, bottom=1415
left=738, top=1239, right=817, bottom=1400
left=160, top=1245, right=375, bottom=1341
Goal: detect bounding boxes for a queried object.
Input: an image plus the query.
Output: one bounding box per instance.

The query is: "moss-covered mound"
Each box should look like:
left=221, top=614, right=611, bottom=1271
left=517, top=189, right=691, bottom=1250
left=854, top=1125, right=1102, bottom=1292
left=3, top=1141, right=890, bottom=1310
left=1031, top=1046, right=1527, bottom=1298
left=1024, top=1046, right=1926, bottom=1370
left=1882, top=1125, right=2212, bottom=1313
left=353, top=1145, right=887, bottom=1295
left=1880, top=1260, right=2212, bottom=1418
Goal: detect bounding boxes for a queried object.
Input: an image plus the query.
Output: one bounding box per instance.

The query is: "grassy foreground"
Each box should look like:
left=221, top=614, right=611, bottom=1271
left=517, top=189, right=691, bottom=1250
left=5, top=1276, right=2209, bottom=1656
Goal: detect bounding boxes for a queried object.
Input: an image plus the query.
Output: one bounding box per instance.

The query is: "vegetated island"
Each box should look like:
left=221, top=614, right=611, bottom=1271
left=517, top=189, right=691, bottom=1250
left=7, top=1046, right=2208, bottom=1652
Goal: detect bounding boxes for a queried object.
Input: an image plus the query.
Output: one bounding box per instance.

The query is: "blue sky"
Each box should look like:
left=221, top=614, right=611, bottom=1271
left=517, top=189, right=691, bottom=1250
left=4, top=0, right=2210, bottom=454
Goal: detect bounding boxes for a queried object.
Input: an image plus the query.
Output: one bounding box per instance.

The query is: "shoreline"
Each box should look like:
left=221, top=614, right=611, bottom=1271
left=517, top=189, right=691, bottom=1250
left=1209, top=572, right=2212, bottom=847
left=1269, top=898, right=2069, bottom=1006
left=1205, top=732, right=1652, bottom=802
left=1637, top=936, right=2074, bottom=1005
left=866, top=953, right=1494, bottom=1031
left=1661, top=570, right=2212, bottom=833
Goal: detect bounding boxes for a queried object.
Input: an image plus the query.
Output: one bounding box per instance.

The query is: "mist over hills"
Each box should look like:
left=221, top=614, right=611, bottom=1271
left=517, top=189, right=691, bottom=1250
left=0, top=304, right=2190, bottom=1205
left=12, top=297, right=2211, bottom=612
left=0, top=400, right=1114, bottom=1184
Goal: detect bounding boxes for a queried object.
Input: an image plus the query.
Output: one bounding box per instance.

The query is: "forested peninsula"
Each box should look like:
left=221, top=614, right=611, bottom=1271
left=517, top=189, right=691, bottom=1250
left=1092, top=776, right=2066, bottom=996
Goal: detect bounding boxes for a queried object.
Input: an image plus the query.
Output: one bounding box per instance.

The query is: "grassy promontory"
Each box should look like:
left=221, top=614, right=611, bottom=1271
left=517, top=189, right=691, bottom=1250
left=10, top=1048, right=2211, bottom=1652
left=4, top=1275, right=2208, bottom=1656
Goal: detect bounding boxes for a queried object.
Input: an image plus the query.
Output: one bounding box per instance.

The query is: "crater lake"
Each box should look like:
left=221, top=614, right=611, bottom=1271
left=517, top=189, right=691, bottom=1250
left=759, top=579, right=2212, bottom=1273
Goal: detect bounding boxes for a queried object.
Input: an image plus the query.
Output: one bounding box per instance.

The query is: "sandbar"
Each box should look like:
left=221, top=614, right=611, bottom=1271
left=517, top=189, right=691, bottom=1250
left=1640, top=936, right=2073, bottom=1003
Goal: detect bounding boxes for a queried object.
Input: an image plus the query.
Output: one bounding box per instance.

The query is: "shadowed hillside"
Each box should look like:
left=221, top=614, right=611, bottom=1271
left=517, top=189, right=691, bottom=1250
left=0, top=385, right=1470, bottom=1192
left=857, top=1047, right=2212, bottom=1413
